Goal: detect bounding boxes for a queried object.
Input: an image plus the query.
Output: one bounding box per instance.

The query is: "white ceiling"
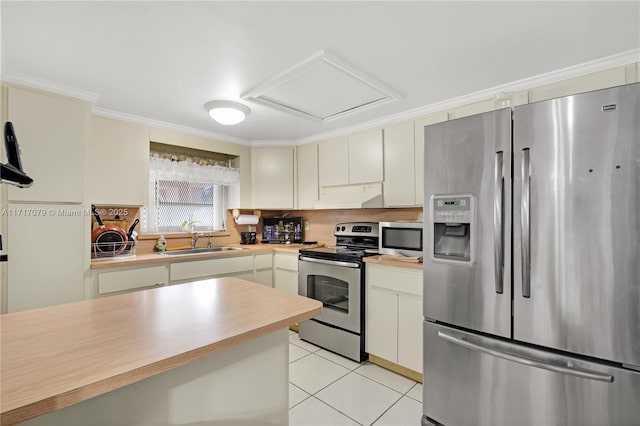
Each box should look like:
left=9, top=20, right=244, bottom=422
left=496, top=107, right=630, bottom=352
left=1, top=1, right=639, bottom=145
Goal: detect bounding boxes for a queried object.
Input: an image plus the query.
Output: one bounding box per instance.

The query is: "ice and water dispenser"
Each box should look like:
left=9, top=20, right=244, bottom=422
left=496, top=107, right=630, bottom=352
left=429, top=194, right=475, bottom=264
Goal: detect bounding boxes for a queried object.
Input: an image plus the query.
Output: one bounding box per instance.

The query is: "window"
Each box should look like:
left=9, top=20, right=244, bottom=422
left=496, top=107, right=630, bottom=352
left=144, top=155, right=239, bottom=233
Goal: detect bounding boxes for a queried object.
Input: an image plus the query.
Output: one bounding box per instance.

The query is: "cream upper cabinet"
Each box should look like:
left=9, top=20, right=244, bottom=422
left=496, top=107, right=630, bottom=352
left=318, top=136, right=349, bottom=187
left=90, top=116, right=149, bottom=206
left=348, top=129, right=383, bottom=184
left=297, top=142, right=319, bottom=209
left=528, top=65, right=630, bottom=103
left=251, top=146, right=294, bottom=209
left=383, top=121, right=415, bottom=207
left=414, top=112, right=448, bottom=205
left=6, top=86, right=89, bottom=203
left=318, top=130, right=383, bottom=188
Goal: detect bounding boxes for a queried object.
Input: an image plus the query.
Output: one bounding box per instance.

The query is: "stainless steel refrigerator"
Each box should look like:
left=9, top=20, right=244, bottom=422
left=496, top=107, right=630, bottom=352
left=422, top=83, right=640, bottom=426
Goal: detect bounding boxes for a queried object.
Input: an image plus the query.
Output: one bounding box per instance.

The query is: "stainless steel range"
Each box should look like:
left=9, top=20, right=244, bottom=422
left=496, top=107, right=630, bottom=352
left=298, top=222, right=379, bottom=362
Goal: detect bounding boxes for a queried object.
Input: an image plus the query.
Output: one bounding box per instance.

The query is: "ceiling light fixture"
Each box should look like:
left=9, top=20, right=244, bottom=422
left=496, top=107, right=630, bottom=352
left=204, top=100, right=250, bottom=125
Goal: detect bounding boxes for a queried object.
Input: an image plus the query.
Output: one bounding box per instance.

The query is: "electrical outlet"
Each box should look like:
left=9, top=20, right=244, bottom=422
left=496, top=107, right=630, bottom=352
left=304, top=221, right=310, bottom=231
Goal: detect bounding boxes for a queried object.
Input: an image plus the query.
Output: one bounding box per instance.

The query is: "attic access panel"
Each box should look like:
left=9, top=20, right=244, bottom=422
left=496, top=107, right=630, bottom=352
left=243, top=51, right=399, bottom=123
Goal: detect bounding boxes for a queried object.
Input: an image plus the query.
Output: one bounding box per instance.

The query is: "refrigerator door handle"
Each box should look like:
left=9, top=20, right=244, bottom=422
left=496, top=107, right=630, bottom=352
left=494, top=151, right=504, bottom=294
left=521, top=148, right=531, bottom=298
left=438, top=331, right=614, bottom=383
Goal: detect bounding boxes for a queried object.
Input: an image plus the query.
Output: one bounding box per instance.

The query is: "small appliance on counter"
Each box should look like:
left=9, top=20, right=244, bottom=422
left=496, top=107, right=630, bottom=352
left=262, top=217, right=303, bottom=244
left=379, top=221, right=423, bottom=258
left=240, top=231, right=256, bottom=245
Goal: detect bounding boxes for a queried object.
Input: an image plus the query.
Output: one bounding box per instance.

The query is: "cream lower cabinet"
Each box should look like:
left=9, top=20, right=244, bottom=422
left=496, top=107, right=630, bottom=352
left=273, top=253, right=298, bottom=295
left=170, top=255, right=255, bottom=284
left=94, top=264, right=169, bottom=297
left=254, top=254, right=273, bottom=287
left=7, top=203, right=87, bottom=312
left=366, top=263, right=423, bottom=373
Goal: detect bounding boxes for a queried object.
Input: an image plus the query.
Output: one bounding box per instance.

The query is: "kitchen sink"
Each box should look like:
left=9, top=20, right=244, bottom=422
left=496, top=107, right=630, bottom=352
left=160, top=247, right=247, bottom=256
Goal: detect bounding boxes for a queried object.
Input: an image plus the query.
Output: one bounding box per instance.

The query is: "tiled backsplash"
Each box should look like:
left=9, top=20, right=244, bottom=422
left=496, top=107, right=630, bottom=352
left=103, top=207, right=423, bottom=255
left=259, top=207, right=423, bottom=246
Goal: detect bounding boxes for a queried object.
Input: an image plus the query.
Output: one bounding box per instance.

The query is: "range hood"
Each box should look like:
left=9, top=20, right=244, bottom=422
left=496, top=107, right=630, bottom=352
left=314, top=183, right=383, bottom=209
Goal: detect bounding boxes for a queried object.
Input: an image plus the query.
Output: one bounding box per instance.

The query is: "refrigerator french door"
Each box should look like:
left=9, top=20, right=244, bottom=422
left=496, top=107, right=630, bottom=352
left=422, top=83, right=640, bottom=426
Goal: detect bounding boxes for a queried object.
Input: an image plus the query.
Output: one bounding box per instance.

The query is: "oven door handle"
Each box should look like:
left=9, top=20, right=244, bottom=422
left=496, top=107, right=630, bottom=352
left=299, top=257, right=361, bottom=269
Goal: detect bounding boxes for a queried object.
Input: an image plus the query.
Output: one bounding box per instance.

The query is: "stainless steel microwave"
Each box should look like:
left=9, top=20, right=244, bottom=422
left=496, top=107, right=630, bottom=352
left=379, top=222, right=423, bottom=257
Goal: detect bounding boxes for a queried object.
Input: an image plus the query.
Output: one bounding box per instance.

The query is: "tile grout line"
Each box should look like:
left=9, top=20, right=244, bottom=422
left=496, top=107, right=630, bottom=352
left=369, top=382, right=421, bottom=425
left=288, top=382, right=312, bottom=410
left=405, top=382, right=422, bottom=403
left=288, top=343, right=419, bottom=424
left=352, top=367, right=417, bottom=396
left=370, top=382, right=422, bottom=426
left=309, top=394, right=365, bottom=426
left=368, top=393, right=404, bottom=426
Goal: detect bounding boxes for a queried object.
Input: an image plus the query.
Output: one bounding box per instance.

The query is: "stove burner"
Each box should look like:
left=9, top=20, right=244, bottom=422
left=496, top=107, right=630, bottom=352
left=300, top=222, right=379, bottom=262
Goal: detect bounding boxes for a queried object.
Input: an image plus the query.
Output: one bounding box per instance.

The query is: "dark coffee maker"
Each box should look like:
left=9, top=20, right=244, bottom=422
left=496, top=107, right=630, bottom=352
left=240, top=231, right=256, bottom=244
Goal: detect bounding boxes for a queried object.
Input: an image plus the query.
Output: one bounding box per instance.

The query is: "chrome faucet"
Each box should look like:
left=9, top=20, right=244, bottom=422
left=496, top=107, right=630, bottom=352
left=191, top=232, right=202, bottom=248
left=191, top=232, right=212, bottom=248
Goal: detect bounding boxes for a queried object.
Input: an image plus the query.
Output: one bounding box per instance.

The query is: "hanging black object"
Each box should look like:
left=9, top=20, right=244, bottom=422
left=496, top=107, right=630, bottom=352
left=1, top=122, right=33, bottom=187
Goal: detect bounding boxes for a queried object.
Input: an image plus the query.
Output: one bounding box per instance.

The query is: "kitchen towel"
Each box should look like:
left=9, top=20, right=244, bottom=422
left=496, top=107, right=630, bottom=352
left=235, top=214, right=259, bottom=225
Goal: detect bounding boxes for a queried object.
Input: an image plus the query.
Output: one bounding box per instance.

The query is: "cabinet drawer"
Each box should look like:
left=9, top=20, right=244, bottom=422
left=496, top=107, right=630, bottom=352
left=366, top=264, right=422, bottom=296
left=254, top=253, right=273, bottom=269
left=98, top=266, right=168, bottom=295
left=274, top=253, right=298, bottom=271
left=170, top=255, right=254, bottom=282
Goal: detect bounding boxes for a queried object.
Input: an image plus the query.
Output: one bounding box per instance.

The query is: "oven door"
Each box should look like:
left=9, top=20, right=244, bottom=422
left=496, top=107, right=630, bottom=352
left=298, top=256, right=362, bottom=333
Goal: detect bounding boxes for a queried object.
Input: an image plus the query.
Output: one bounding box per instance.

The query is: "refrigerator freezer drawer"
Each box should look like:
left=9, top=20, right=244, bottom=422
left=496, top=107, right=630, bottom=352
left=423, top=321, right=640, bottom=426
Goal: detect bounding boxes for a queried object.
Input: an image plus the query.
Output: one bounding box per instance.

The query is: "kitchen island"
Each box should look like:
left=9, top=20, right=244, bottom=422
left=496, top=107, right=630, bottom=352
left=1, top=277, right=322, bottom=425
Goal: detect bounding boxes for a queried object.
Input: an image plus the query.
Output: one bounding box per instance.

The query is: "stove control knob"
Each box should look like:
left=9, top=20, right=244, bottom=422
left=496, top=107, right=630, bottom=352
left=341, top=226, right=346, bottom=231
left=335, top=226, right=340, bottom=232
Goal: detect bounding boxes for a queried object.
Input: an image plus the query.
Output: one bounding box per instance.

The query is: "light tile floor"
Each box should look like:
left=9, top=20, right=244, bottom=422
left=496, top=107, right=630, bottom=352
left=288, top=331, right=423, bottom=426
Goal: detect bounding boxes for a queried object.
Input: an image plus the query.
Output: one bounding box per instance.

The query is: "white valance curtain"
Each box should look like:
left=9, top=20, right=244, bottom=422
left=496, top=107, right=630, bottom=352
left=145, top=157, right=240, bottom=232
left=149, top=156, right=240, bottom=187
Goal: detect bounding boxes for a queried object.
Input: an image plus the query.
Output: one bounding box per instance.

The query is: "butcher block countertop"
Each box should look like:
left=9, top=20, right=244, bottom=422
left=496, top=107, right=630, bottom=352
left=0, top=278, right=322, bottom=425
left=91, top=243, right=322, bottom=269
left=364, top=255, right=424, bottom=270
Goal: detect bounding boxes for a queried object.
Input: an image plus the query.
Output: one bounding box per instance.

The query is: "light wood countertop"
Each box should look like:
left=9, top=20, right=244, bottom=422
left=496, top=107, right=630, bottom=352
left=90, top=243, right=321, bottom=269
left=0, top=278, right=322, bottom=425
left=364, top=255, right=424, bottom=270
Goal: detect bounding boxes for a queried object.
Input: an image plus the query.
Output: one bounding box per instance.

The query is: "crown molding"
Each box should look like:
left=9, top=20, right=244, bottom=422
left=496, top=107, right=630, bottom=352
left=292, top=48, right=640, bottom=145
left=249, top=139, right=296, bottom=147
left=1, top=71, right=101, bottom=104
left=5, top=48, right=638, bottom=149
left=92, top=107, right=251, bottom=146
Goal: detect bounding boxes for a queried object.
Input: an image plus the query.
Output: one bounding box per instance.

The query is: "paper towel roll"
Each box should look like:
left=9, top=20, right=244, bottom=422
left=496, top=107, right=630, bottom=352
left=235, top=214, right=259, bottom=225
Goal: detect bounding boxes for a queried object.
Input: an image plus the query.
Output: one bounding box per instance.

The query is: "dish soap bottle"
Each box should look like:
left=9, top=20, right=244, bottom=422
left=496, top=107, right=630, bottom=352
left=156, top=234, right=167, bottom=252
